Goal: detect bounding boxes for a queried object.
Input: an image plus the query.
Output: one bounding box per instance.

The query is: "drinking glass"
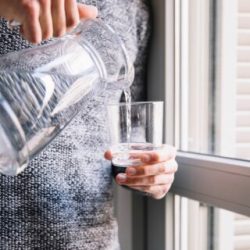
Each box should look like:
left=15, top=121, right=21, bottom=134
left=107, top=101, right=164, bottom=177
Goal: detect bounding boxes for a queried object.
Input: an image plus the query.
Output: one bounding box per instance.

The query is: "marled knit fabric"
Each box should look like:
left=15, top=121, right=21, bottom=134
left=0, top=0, right=150, bottom=249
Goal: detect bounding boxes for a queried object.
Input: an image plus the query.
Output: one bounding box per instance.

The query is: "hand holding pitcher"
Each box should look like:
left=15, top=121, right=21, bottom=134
left=0, top=19, right=134, bottom=176
left=0, top=0, right=98, bottom=43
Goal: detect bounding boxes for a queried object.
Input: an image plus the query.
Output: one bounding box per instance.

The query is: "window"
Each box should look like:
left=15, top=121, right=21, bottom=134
left=146, top=0, right=250, bottom=250
left=179, top=0, right=250, bottom=161
left=175, top=195, right=250, bottom=250
left=174, top=0, right=250, bottom=210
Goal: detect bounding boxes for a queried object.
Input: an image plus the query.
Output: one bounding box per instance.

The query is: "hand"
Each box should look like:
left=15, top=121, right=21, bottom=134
left=0, top=0, right=98, bottom=44
left=104, top=145, right=178, bottom=199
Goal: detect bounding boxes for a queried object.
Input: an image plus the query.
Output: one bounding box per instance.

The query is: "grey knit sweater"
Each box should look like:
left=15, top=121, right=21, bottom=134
left=0, top=0, right=150, bottom=249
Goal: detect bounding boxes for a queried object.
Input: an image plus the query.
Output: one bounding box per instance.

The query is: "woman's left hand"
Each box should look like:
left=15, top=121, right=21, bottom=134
left=104, top=145, right=178, bottom=199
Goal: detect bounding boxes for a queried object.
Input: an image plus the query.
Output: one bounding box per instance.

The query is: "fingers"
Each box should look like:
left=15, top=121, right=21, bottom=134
left=39, top=0, right=53, bottom=40
left=51, top=0, right=66, bottom=37
left=115, top=163, right=176, bottom=200
left=105, top=144, right=177, bottom=164
left=116, top=173, right=175, bottom=186
left=77, top=4, right=98, bottom=19
left=126, top=159, right=178, bottom=176
left=49, top=1, right=97, bottom=38
left=139, top=145, right=177, bottom=164
left=22, top=1, right=42, bottom=44
left=11, top=1, right=98, bottom=43
left=107, top=144, right=178, bottom=200
left=104, top=150, right=112, bottom=161
left=65, top=0, right=79, bottom=30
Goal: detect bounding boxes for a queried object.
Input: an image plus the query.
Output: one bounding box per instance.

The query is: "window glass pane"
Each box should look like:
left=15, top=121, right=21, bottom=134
left=179, top=0, right=250, bottom=161
left=175, top=195, right=250, bottom=250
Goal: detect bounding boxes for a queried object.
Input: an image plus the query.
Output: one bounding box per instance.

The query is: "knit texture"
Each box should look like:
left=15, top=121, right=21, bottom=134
left=0, top=0, right=151, bottom=249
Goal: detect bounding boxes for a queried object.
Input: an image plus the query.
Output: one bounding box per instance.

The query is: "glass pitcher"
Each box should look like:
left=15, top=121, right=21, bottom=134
left=0, top=19, right=134, bottom=176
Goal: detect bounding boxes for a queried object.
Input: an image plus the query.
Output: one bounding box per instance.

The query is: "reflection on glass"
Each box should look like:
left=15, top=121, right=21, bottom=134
left=175, top=195, right=250, bottom=250
left=179, top=0, right=250, bottom=161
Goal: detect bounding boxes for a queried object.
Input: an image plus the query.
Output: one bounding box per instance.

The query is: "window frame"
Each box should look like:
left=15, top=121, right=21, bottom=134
left=174, top=152, right=250, bottom=216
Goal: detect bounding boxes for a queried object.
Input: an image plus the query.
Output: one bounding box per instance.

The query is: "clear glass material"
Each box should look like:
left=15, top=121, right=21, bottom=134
left=107, top=101, right=164, bottom=177
left=0, top=19, right=134, bottom=175
left=174, top=195, right=250, bottom=250
left=178, top=0, right=250, bottom=161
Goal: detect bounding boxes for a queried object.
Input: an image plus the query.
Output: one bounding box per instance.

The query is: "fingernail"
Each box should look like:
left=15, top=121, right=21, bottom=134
left=127, top=167, right=136, bottom=176
left=142, top=155, right=151, bottom=163
left=117, top=174, right=127, bottom=183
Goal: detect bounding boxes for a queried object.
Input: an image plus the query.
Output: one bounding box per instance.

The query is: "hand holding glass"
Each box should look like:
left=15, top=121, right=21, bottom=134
left=107, top=101, right=164, bottom=177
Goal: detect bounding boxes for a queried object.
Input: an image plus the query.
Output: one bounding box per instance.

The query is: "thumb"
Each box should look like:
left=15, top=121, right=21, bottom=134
left=77, top=4, right=98, bottom=19
left=104, top=150, right=112, bottom=160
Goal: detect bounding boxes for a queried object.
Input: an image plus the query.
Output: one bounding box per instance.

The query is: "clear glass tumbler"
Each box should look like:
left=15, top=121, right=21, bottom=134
left=0, top=19, right=134, bottom=176
left=107, top=101, right=164, bottom=177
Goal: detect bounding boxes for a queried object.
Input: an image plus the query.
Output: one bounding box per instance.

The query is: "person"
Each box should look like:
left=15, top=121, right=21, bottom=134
left=0, top=0, right=178, bottom=249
